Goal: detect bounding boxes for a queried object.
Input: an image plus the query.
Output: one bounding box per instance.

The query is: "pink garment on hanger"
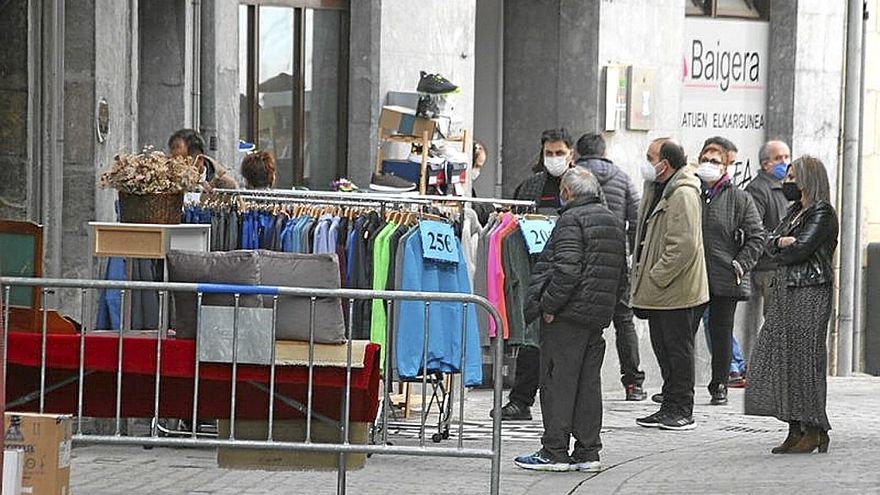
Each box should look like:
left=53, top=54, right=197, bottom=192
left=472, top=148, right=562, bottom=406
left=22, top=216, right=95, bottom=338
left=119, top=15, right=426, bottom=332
left=487, top=213, right=518, bottom=339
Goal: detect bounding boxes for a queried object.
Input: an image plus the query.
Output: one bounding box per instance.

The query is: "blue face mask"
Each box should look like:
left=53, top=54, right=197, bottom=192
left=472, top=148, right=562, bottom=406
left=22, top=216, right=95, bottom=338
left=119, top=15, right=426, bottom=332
left=772, top=162, right=788, bottom=180
left=559, top=195, right=567, bottom=207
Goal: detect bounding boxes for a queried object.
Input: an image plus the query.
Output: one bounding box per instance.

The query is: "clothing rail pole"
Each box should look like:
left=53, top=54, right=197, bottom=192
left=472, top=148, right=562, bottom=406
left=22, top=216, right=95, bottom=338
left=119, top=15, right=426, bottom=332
left=210, top=188, right=534, bottom=209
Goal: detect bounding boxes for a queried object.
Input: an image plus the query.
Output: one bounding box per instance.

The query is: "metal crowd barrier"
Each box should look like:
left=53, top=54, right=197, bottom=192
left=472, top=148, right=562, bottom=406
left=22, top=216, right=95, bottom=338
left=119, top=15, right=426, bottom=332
left=0, top=277, right=505, bottom=495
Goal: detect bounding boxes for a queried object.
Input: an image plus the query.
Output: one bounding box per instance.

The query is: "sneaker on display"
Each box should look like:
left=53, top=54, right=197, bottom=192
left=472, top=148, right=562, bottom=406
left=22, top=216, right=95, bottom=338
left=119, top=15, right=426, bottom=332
left=369, top=173, right=416, bottom=192
left=331, top=178, right=359, bottom=192
left=416, top=71, right=459, bottom=95
left=513, top=450, right=572, bottom=472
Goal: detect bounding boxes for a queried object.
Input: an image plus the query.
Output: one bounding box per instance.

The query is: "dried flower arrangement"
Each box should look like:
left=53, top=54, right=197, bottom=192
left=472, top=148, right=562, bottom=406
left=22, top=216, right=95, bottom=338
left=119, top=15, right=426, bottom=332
left=99, top=147, right=200, bottom=195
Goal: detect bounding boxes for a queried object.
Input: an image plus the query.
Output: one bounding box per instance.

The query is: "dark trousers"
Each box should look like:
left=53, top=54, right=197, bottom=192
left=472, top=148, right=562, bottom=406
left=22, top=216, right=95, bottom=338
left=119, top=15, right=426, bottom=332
left=705, top=297, right=738, bottom=391
left=647, top=305, right=706, bottom=417
left=539, top=320, right=605, bottom=462
left=612, top=302, right=645, bottom=387
left=509, top=346, right=540, bottom=407
left=509, top=302, right=642, bottom=407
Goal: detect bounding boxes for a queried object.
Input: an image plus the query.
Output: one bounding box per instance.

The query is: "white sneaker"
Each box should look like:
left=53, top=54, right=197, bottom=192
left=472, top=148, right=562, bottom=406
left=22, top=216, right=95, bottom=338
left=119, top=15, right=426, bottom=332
left=571, top=460, right=602, bottom=473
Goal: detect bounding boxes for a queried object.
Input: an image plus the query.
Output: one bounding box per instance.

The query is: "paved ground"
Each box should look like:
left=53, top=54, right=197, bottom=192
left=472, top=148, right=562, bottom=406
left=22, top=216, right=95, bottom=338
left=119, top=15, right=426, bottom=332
left=70, top=376, right=880, bottom=494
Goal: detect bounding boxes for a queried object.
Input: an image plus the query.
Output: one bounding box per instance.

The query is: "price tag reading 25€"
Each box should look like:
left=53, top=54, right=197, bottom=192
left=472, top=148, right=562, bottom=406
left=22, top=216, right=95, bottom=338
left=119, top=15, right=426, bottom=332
left=519, top=218, right=556, bottom=254
left=419, top=220, right=459, bottom=263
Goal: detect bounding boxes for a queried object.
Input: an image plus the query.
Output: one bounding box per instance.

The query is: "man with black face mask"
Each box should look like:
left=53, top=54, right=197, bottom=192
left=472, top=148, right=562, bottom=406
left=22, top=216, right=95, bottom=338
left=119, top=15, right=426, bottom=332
left=741, top=140, right=791, bottom=360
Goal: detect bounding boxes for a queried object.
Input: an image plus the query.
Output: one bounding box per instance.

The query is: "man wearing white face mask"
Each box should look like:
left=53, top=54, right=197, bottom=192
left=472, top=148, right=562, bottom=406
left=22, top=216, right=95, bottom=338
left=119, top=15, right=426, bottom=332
left=496, top=128, right=574, bottom=422
left=694, top=144, right=765, bottom=407
left=632, top=138, right=708, bottom=431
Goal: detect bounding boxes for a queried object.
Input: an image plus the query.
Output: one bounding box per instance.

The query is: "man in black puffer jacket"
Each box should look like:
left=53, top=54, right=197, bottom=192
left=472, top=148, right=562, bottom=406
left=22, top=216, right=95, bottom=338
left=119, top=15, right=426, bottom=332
left=514, top=167, right=627, bottom=472
left=575, top=133, right=647, bottom=401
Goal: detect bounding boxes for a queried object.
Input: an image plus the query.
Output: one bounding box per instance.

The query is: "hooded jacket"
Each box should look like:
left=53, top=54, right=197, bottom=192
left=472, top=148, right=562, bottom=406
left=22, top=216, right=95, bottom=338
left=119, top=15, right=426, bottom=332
left=631, top=166, right=709, bottom=310
left=576, top=156, right=640, bottom=252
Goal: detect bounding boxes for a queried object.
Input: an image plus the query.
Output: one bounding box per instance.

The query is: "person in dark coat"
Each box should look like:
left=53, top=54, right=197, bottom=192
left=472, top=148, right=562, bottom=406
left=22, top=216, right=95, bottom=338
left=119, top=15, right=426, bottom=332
left=575, top=132, right=647, bottom=401
left=497, top=128, right=574, bottom=422
left=514, top=167, right=626, bottom=472
left=745, top=155, right=838, bottom=455
left=512, top=128, right=575, bottom=215
left=694, top=143, right=765, bottom=406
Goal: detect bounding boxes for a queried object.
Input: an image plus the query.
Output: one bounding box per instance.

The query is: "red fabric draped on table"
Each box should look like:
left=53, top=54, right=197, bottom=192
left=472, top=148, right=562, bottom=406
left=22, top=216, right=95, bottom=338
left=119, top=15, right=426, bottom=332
left=5, top=332, right=380, bottom=422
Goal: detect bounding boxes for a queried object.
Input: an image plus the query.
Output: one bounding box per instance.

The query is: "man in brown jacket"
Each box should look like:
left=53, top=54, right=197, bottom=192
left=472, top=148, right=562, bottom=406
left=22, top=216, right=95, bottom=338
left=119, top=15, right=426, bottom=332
left=631, top=139, right=709, bottom=431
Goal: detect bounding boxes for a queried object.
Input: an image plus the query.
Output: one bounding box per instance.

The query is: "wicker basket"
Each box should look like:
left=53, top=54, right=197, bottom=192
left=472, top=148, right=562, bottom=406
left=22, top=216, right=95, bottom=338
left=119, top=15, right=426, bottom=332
left=118, top=192, right=184, bottom=224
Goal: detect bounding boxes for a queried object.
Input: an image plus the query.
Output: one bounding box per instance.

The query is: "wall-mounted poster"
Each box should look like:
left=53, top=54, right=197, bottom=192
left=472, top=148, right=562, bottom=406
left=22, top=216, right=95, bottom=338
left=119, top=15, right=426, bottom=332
left=627, top=67, right=655, bottom=131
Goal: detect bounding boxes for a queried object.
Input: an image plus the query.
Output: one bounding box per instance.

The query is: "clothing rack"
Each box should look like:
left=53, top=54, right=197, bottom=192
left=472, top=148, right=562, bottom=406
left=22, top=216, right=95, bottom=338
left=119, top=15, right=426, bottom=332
left=210, top=188, right=535, bottom=209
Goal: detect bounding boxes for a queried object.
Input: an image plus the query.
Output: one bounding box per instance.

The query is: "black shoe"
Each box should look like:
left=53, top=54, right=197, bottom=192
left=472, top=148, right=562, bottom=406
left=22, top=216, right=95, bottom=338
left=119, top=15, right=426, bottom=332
left=635, top=411, right=667, bottom=428
left=492, top=401, right=532, bottom=421
left=710, top=385, right=728, bottom=406
left=417, top=71, right=459, bottom=95
left=625, top=384, right=647, bottom=401
left=370, top=173, right=416, bottom=192
left=651, top=393, right=664, bottom=404
left=659, top=414, right=696, bottom=431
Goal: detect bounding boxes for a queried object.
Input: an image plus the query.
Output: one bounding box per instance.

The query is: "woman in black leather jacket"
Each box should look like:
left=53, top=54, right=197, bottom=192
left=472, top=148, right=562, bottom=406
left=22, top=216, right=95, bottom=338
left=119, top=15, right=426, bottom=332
left=744, top=155, right=838, bottom=455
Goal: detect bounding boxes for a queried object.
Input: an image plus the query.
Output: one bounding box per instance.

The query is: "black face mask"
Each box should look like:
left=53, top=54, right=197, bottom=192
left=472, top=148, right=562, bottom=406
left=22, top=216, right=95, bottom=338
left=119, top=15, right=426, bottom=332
left=782, top=182, right=802, bottom=202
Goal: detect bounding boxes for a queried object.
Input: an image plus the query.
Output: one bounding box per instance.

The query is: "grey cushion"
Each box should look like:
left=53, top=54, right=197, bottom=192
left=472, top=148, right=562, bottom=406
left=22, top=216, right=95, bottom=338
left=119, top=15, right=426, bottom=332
left=255, top=250, right=346, bottom=344
left=166, top=250, right=263, bottom=339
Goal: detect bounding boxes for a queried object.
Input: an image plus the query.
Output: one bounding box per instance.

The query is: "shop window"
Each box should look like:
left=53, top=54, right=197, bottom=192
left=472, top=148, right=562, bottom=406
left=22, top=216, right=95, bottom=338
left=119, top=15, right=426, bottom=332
left=686, top=0, right=769, bottom=20
left=239, top=1, right=349, bottom=189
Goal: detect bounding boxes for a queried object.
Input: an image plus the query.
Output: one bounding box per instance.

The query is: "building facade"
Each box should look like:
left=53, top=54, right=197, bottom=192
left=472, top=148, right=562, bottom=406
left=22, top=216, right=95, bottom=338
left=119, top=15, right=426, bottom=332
left=1, top=0, right=869, bottom=374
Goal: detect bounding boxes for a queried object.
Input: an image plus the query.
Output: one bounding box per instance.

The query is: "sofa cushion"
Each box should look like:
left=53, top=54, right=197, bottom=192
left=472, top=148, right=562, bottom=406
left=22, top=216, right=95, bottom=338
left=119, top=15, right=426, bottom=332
left=255, top=250, right=346, bottom=344
left=166, top=250, right=263, bottom=339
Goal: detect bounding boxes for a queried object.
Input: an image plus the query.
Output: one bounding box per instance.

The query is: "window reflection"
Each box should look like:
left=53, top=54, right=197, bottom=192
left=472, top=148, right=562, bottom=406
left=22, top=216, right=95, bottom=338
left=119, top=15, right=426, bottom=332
left=258, top=6, right=295, bottom=187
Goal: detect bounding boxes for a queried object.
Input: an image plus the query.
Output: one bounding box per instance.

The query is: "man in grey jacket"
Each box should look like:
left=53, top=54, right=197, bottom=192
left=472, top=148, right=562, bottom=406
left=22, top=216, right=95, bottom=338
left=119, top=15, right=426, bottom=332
left=742, top=140, right=791, bottom=359
left=575, top=133, right=647, bottom=401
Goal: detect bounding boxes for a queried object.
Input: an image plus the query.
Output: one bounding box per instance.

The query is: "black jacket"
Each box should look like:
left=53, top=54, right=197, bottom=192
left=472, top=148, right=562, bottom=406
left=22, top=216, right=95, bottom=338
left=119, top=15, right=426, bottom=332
left=513, top=171, right=560, bottom=215
left=525, top=195, right=627, bottom=328
left=767, top=201, right=838, bottom=288
left=576, top=157, right=640, bottom=253
left=701, top=180, right=766, bottom=299
left=745, top=171, right=791, bottom=271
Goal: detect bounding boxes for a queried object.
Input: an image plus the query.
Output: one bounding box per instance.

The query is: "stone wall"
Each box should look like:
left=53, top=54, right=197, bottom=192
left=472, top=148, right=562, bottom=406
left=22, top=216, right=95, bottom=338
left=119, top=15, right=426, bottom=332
left=500, top=0, right=601, bottom=197
left=0, top=0, right=30, bottom=220
left=598, top=0, right=685, bottom=187
left=791, top=0, right=846, bottom=201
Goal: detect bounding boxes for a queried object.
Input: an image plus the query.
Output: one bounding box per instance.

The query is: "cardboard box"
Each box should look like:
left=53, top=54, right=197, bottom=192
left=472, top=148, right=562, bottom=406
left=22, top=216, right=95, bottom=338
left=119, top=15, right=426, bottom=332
left=379, top=106, right=436, bottom=138
left=4, top=413, right=72, bottom=495
left=217, top=419, right=369, bottom=471
left=3, top=449, right=24, bottom=495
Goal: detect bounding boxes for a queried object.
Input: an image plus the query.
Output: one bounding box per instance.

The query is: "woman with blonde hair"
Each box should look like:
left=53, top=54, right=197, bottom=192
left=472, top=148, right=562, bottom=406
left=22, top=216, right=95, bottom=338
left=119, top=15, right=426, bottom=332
left=745, top=155, right=838, bottom=454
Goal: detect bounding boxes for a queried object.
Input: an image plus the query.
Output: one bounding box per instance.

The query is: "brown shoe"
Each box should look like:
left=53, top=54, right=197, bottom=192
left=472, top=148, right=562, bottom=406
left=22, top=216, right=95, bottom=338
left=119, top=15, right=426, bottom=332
left=771, top=421, right=802, bottom=454
left=783, top=426, right=822, bottom=454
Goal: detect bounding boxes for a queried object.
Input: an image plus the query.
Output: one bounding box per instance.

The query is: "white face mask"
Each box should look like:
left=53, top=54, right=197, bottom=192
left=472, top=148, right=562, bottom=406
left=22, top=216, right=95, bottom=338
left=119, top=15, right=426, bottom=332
left=640, top=160, right=657, bottom=181
left=544, top=156, right=569, bottom=177
left=471, top=168, right=481, bottom=181
left=696, top=162, right=723, bottom=183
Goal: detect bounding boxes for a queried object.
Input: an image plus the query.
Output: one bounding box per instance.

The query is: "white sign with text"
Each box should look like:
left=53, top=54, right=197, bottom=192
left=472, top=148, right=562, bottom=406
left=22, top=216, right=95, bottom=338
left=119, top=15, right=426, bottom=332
left=681, top=18, right=769, bottom=187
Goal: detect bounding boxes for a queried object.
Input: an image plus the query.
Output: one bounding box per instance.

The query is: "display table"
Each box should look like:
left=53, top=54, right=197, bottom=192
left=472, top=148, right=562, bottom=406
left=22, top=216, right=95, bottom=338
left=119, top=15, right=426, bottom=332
left=5, top=332, right=380, bottom=423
